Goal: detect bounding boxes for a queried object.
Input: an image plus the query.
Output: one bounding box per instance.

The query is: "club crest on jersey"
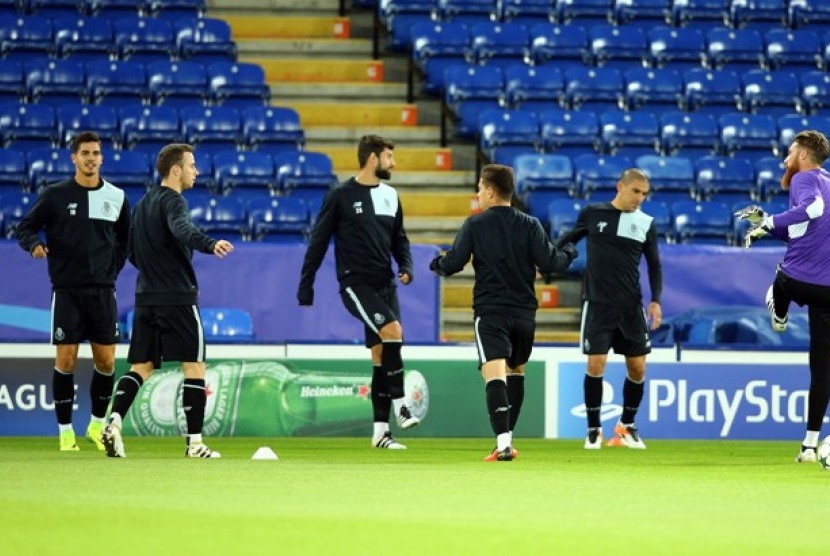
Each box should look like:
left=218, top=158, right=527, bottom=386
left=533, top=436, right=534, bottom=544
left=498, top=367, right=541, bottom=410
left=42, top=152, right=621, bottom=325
left=54, top=327, right=65, bottom=341
left=353, top=201, right=363, bottom=214
left=597, top=221, right=607, bottom=232
left=67, top=203, right=77, bottom=216
left=101, top=201, right=113, bottom=217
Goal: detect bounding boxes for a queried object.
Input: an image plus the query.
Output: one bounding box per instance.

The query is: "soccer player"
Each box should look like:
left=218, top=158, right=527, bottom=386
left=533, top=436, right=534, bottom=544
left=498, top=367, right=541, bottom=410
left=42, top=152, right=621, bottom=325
left=16, top=131, right=130, bottom=452
left=556, top=169, right=662, bottom=450
left=298, top=134, right=419, bottom=450
left=429, top=164, right=577, bottom=461
left=738, top=130, right=830, bottom=463
left=101, top=144, right=234, bottom=459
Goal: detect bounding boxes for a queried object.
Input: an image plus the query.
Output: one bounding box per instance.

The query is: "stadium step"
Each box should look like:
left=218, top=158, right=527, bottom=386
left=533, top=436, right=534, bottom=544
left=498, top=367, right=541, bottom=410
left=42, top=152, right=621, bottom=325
left=399, top=192, right=473, bottom=215
left=237, top=38, right=371, bottom=58
left=442, top=327, right=580, bottom=344
left=443, top=283, right=562, bottom=308
left=443, top=308, right=582, bottom=327
left=315, top=145, right=453, bottom=171
left=210, top=0, right=341, bottom=12
left=333, top=170, right=473, bottom=188
left=223, top=15, right=350, bottom=39
left=246, top=58, right=383, bottom=83
left=306, top=125, right=442, bottom=143
left=271, top=82, right=407, bottom=100
left=279, top=101, right=417, bottom=127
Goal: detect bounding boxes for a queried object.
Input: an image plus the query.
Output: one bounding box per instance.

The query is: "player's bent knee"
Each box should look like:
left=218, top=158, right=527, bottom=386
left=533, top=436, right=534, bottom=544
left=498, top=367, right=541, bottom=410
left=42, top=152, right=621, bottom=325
left=378, top=321, right=403, bottom=341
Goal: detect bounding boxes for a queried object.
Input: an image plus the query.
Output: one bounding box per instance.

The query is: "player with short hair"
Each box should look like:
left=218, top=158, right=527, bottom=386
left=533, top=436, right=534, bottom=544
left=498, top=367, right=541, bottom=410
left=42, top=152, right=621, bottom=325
left=429, top=164, right=577, bottom=461
left=738, top=130, right=830, bottom=462
left=298, top=134, right=419, bottom=450
left=16, top=131, right=130, bottom=452
left=101, top=143, right=234, bottom=459
left=556, top=169, right=663, bottom=450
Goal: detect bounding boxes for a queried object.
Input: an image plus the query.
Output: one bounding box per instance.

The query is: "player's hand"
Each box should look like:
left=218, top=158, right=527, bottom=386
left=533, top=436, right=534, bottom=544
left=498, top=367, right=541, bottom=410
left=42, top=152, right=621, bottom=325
left=213, top=240, right=234, bottom=258
left=398, top=272, right=412, bottom=285
left=297, top=286, right=314, bottom=306
left=31, top=244, right=48, bottom=259
left=733, top=205, right=766, bottom=225
left=647, top=301, right=662, bottom=331
left=560, top=242, right=578, bottom=261
left=743, top=224, right=770, bottom=248
left=428, top=256, right=441, bottom=273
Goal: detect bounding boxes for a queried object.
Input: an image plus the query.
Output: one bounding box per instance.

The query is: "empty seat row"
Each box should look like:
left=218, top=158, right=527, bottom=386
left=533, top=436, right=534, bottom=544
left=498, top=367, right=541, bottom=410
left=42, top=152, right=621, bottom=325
left=0, top=102, right=297, bottom=153
left=0, top=60, right=267, bottom=108
left=0, top=0, right=205, bottom=19
left=0, top=15, right=233, bottom=63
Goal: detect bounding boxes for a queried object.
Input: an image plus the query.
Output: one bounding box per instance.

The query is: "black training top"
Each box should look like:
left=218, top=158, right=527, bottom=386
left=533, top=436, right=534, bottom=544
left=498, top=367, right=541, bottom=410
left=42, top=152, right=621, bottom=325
left=17, top=178, right=130, bottom=289
left=556, top=202, right=662, bottom=308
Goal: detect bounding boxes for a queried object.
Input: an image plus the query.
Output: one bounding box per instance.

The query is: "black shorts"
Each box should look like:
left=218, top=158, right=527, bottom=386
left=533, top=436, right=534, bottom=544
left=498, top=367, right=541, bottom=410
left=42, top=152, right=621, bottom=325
left=128, top=305, right=205, bottom=368
left=340, top=284, right=400, bottom=348
left=51, top=287, right=119, bottom=345
left=473, top=313, right=535, bottom=369
left=580, top=301, right=651, bottom=357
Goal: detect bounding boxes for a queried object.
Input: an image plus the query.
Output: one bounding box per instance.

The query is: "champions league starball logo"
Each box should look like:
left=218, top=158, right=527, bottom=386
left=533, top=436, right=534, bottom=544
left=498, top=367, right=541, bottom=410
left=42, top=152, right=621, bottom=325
left=570, top=380, right=622, bottom=423
left=404, top=370, right=429, bottom=421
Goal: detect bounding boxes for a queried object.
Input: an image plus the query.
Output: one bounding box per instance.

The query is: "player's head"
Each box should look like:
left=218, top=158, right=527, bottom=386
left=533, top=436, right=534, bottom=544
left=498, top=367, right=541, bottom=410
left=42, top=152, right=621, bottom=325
left=786, top=130, right=829, bottom=174
left=70, top=131, right=103, bottom=180
left=157, top=144, right=198, bottom=190
left=614, top=168, right=650, bottom=212
left=478, top=164, right=514, bottom=210
left=358, top=134, right=395, bottom=180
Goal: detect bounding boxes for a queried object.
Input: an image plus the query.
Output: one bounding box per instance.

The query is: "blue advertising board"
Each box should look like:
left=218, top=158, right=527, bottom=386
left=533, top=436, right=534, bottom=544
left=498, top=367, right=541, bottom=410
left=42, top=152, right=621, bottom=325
left=557, top=362, right=819, bottom=440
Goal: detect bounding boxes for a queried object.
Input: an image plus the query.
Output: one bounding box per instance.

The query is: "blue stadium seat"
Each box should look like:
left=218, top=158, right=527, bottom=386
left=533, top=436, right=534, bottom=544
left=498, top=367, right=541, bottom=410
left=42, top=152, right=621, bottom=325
left=504, top=65, right=563, bottom=112
left=53, top=16, right=114, bottom=62
left=147, top=0, right=205, bottom=18
left=379, top=0, right=435, bottom=52
left=409, top=21, right=468, bottom=96
left=147, top=60, right=208, bottom=108
left=778, top=114, right=830, bottom=154
left=247, top=196, right=309, bottom=243
left=671, top=200, right=732, bottom=244
left=192, top=195, right=248, bottom=241
left=437, top=0, right=495, bottom=26
left=623, top=67, right=682, bottom=116
left=208, top=62, right=270, bottom=108
left=113, top=16, right=175, bottom=63
left=640, top=199, right=673, bottom=240
left=274, top=151, right=338, bottom=204
left=764, top=29, right=822, bottom=73
left=56, top=104, right=118, bottom=148
left=539, top=108, right=599, bottom=157
left=213, top=151, right=275, bottom=196
left=0, top=191, right=35, bottom=238
left=478, top=108, right=539, bottom=166
left=614, top=0, right=670, bottom=29
left=800, top=71, right=830, bottom=116
left=199, top=308, right=255, bottom=342
left=27, top=0, right=83, bottom=17
left=647, top=26, right=704, bottom=71
left=28, top=148, right=74, bottom=191
left=529, top=23, right=588, bottom=69
left=175, top=18, right=236, bottom=63
left=242, top=106, right=304, bottom=156
left=102, top=150, right=151, bottom=190
left=469, top=22, right=530, bottom=71
left=0, top=15, right=53, bottom=61
left=660, top=111, right=720, bottom=160
left=548, top=198, right=585, bottom=238
left=589, top=24, right=648, bottom=69
left=705, top=27, right=764, bottom=73
left=682, top=68, right=740, bottom=115
left=443, top=64, right=504, bottom=138
left=499, top=0, right=554, bottom=26
left=637, top=154, right=696, bottom=203
left=788, top=0, right=830, bottom=32
left=119, top=105, right=181, bottom=156
left=754, top=156, right=787, bottom=201
left=0, top=147, right=25, bottom=193
left=514, top=153, right=575, bottom=197
left=181, top=105, right=241, bottom=157
left=695, top=155, right=754, bottom=204
left=671, top=0, right=729, bottom=29
left=741, top=69, right=800, bottom=118
left=564, top=66, right=623, bottom=112
left=85, top=0, right=144, bottom=18
left=556, top=0, right=613, bottom=27
left=574, top=153, right=631, bottom=199
left=719, top=112, right=778, bottom=163
left=25, top=59, right=86, bottom=107
left=192, top=150, right=214, bottom=192
left=0, top=102, right=56, bottom=150
left=730, top=0, right=787, bottom=32
left=0, top=60, right=23, bottom=103
left=599, top=110, right=659, bottom=158
left=86, top=60, right=147, bottom=106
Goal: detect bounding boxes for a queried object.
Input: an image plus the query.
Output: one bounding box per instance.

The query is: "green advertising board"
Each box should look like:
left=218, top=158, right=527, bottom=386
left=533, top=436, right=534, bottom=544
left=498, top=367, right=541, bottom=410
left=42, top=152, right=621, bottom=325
left=117, top=359, right=546, bottom=438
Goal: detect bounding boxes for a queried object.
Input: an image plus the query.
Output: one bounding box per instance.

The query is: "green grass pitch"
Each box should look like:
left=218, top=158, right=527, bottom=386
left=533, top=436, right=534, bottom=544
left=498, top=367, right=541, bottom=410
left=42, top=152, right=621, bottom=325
left=0, top=437, right=824, bottom=555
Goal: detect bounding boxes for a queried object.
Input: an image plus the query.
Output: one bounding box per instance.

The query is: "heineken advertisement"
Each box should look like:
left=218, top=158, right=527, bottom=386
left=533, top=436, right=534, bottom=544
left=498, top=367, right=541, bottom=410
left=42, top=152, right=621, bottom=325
left=119, top=359, right=546, bottom=438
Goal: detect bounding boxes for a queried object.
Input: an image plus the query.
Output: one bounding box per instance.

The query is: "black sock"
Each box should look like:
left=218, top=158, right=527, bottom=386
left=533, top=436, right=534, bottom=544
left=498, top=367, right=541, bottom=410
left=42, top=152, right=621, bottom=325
left=486, top=379, right=510, bottom=436
left=371, top=365, right=392, bottom=423
left=621, top=376, right=645, bottom=424
left=183, top=378, right=206, bottom=436
left=507, top=374, right=525, bottom=432
left=89, top=367, right=114, bottom=420
left=381, top=340, right=404, bottom=399
left=584, top=374, right=603, bottom=429
left=110, top=371, right=143, bottom=421
left=53, top=368, right=74, bottom=425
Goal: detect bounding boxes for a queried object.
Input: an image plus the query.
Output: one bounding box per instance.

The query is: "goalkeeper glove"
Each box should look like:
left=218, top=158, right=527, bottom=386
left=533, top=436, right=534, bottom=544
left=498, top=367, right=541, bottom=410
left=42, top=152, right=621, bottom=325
left=734, top=205, right=767, bottom=225
left=743, top=217, right=774, bottom=248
